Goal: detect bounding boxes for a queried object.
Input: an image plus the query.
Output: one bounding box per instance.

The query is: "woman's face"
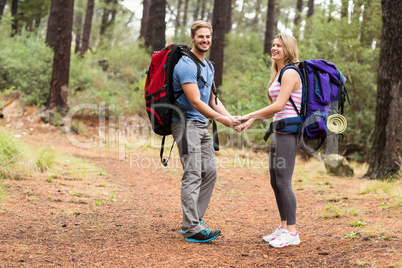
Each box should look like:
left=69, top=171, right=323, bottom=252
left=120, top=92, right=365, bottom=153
left=271, top=38, right=285, bottom=62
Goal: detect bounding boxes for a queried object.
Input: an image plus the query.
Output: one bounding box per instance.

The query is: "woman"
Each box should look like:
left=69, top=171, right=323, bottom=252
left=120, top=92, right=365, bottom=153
left=240, top=33, right=301, bottom=248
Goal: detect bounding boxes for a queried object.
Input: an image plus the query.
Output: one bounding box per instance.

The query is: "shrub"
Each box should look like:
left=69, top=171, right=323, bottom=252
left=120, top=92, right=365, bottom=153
left=0, top=35, right=53, bottom=106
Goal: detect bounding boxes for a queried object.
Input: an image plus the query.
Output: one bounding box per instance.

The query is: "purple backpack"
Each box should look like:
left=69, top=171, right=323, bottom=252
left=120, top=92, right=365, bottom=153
left=264, top=59, right=350, bottom=151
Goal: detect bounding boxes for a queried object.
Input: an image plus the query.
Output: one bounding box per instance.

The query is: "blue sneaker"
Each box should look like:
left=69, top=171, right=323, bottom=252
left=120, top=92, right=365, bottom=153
left=185, top=229, right=221, bottom=243
left=180, top=229, right=185, bottom=235
left=200, top=219, right=207, bottom=228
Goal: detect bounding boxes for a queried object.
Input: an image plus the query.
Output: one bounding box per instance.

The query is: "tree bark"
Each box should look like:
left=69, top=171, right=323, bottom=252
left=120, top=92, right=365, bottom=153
left=176, top=0, right=182, bottom=27
left=0, top=0, right=6, bottom=23
left=183, top=0, right=189, bottom=26
left=99, top=0, right=117, bottom=46
left=263, top=0, right=275, bottom=55
left=142, top=0, right=154, bottom=47
left=200, top=0, right=206, bottom=20
left=80, top=0, right=94, bottom=57
left=48, top=0, right=75, bottom=114
left=293, top=0, right=303, bottom=38
left=140, top=0, right=149, bottom=40
left=10, top=0, right=18, bottom=36
left=74, top=10, right=83, bottom=54
left=46, top=0, right=60, bottom=48
left=152, top=0, right=166, bottom=51
left=225, top=0, right=232, bottom=33
left=100, top=0, right=112, bottom=37
left=210, top=0, right=231, bottom=87
left=192, top=0, right=200, bottom=21
left=307, top=0, right=314, bottom=17
left=364, top=0, right=402, bottom=180
left=174, top=0, right=182, bottom=36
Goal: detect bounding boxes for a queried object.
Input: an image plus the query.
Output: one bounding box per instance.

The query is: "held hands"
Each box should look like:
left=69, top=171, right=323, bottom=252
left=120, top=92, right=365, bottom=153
left=214, top=114, right=256, bottom=132
left=215, top=115, right=242, bottom=132
left=236, top=114, right=256, bottom=132
left=239, top=116, right=256, bottom=132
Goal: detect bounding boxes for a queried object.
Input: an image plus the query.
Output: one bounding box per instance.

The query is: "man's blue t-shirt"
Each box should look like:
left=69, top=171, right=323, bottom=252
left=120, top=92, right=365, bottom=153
left=172, top=55, right=214, bottom=123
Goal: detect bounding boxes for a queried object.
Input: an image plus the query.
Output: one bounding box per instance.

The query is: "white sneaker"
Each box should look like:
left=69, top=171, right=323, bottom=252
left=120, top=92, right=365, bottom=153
left=269, top=231, right=300, bottom=248
left=262, top=227, right=287, bottom=243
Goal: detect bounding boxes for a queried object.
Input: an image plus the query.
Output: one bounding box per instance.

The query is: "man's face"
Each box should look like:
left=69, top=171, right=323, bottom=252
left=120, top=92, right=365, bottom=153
left=191, top=27, right=212, bottom=53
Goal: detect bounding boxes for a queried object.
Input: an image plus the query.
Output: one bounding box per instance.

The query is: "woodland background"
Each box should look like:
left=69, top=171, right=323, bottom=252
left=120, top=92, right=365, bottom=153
left=0, top=0, right=400, bottom=179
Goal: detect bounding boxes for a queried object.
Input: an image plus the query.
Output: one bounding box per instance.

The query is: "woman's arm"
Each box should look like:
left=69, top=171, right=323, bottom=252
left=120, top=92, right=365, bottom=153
left=240, top=69, right=300, bottom=131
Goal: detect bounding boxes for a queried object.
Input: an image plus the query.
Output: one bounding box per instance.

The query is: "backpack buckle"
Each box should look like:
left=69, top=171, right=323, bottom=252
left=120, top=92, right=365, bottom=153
left=275, top=120, right=286, bottom=130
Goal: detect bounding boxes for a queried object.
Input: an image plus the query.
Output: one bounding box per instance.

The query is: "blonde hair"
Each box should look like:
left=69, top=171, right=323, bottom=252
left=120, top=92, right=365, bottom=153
left=191, top=20, right=213, bottom=37
left=268, top=33, right=299, bottom=89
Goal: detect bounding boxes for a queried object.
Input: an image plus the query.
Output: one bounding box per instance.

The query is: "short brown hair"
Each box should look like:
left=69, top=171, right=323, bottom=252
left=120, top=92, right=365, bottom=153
left=191, top=20, right=213, bottom=37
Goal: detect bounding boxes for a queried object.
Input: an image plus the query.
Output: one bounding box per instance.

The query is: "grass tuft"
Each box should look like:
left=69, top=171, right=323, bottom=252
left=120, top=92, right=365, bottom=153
left=35, top=148, right=56, bottom=172
left=0, top=128, right=25, bottom=178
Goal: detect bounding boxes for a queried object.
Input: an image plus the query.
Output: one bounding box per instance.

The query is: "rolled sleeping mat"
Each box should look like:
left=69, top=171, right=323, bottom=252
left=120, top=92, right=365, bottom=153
left=327, top=114, right=347, bottom=134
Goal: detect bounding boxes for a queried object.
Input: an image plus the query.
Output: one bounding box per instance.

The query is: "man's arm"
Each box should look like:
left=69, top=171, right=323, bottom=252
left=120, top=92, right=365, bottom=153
left=182, top=83, right=238, bottom=128
left=208, top=89, right=231, bottom=116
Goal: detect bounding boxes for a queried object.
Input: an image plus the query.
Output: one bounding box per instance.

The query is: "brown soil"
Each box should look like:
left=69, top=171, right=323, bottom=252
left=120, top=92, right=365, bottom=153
left=0, top=107, right=400, bottom=267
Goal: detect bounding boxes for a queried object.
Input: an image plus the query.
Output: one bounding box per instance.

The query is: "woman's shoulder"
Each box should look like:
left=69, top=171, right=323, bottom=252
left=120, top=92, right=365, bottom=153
left=282, top=67, right=300, bottom=79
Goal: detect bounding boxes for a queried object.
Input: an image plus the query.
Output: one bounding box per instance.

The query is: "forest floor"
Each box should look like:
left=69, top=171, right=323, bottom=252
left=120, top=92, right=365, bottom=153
left=0, top=107, right=401, bottom=268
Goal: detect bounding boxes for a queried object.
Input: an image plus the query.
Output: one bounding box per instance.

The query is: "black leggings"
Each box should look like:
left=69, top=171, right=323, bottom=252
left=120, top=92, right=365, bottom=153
left=269, top=133, right=300, bottom=225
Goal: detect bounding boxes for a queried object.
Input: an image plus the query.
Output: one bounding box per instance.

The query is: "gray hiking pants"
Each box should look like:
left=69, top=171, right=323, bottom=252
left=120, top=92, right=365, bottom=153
left=269, top=133, right=301, bottom=226
left=171, top=121, right=217, bottom=237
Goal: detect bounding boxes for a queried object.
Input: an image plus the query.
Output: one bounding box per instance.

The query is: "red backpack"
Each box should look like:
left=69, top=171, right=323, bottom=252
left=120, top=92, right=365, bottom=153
left=144, top=44, right=218, bottom=166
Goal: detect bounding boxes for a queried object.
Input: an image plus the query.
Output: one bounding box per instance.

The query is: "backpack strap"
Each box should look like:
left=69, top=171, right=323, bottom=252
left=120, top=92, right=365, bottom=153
left=278, top=63, right=304, bottom=116
left=160, top=136, right=174, bottom=166
left=178, top=46, right=219, bottom=152
left=263, top=117, right=303, bottom=142
left=263, top=64, right=305, bottom=141
left=180, top=47, right=210, bottom=87
left=205, top=59, right=219, bottom=151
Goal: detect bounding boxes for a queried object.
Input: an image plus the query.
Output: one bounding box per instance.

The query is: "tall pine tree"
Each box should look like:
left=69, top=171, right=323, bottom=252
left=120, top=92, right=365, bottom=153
left=364, top=0, right=402, bottom=179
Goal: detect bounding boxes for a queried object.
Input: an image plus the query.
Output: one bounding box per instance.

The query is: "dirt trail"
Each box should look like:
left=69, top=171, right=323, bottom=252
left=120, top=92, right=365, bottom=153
left=0, top=109, right=400, bottom=267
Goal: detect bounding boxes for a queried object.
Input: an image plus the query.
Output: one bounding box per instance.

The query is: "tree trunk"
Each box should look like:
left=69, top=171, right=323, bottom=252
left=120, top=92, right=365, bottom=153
left=351, top=0, right=363, bottom=25
left=192, top=0, right=200, bottom=21
left=80, top=0, right=94, bottom=57
left=46, top=0, right=60, bottom=48
left=0, top=0, right=6, bottom=23
left=183, top=0, right=189, bottom=26
left=360, top=0, right=381, bottom=48
left=144, top=0, right=156, bottom=47
left=225, top=0, right=232, bottom=33
left=140, top=0, right=150, bottom=40
left=274, top=2, right=280, bottom=35
left=263, top=0, right=275, bottom=55
left=100, top=0, right=112, bottom=37
left=152, top=0, right=166, bottom=51
left=341, top=0, right=348, bottom=19
left=293, top=0, right=303, bottom=38
left=364, top=0, right=402, bottom=180
left=100, top=0, right=117, bottom=47
left=252, top=0, right=262, bottom=32
left=175, top=0, right=182, bottom=36
left=48, top=0, right=75, bottom=115
left=10, top=0, right=18, bottom=36
left=307, top=0, right=314, bottom=17
left=210, top=0, right=231, bottom=87
left=74, top=10, right=83, bottom=54
left=200, top=0, right=206, bottom=20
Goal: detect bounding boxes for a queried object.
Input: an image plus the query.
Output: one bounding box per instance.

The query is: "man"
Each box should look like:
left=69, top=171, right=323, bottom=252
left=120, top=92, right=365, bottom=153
left=171, top=20, right=239, bottom=243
